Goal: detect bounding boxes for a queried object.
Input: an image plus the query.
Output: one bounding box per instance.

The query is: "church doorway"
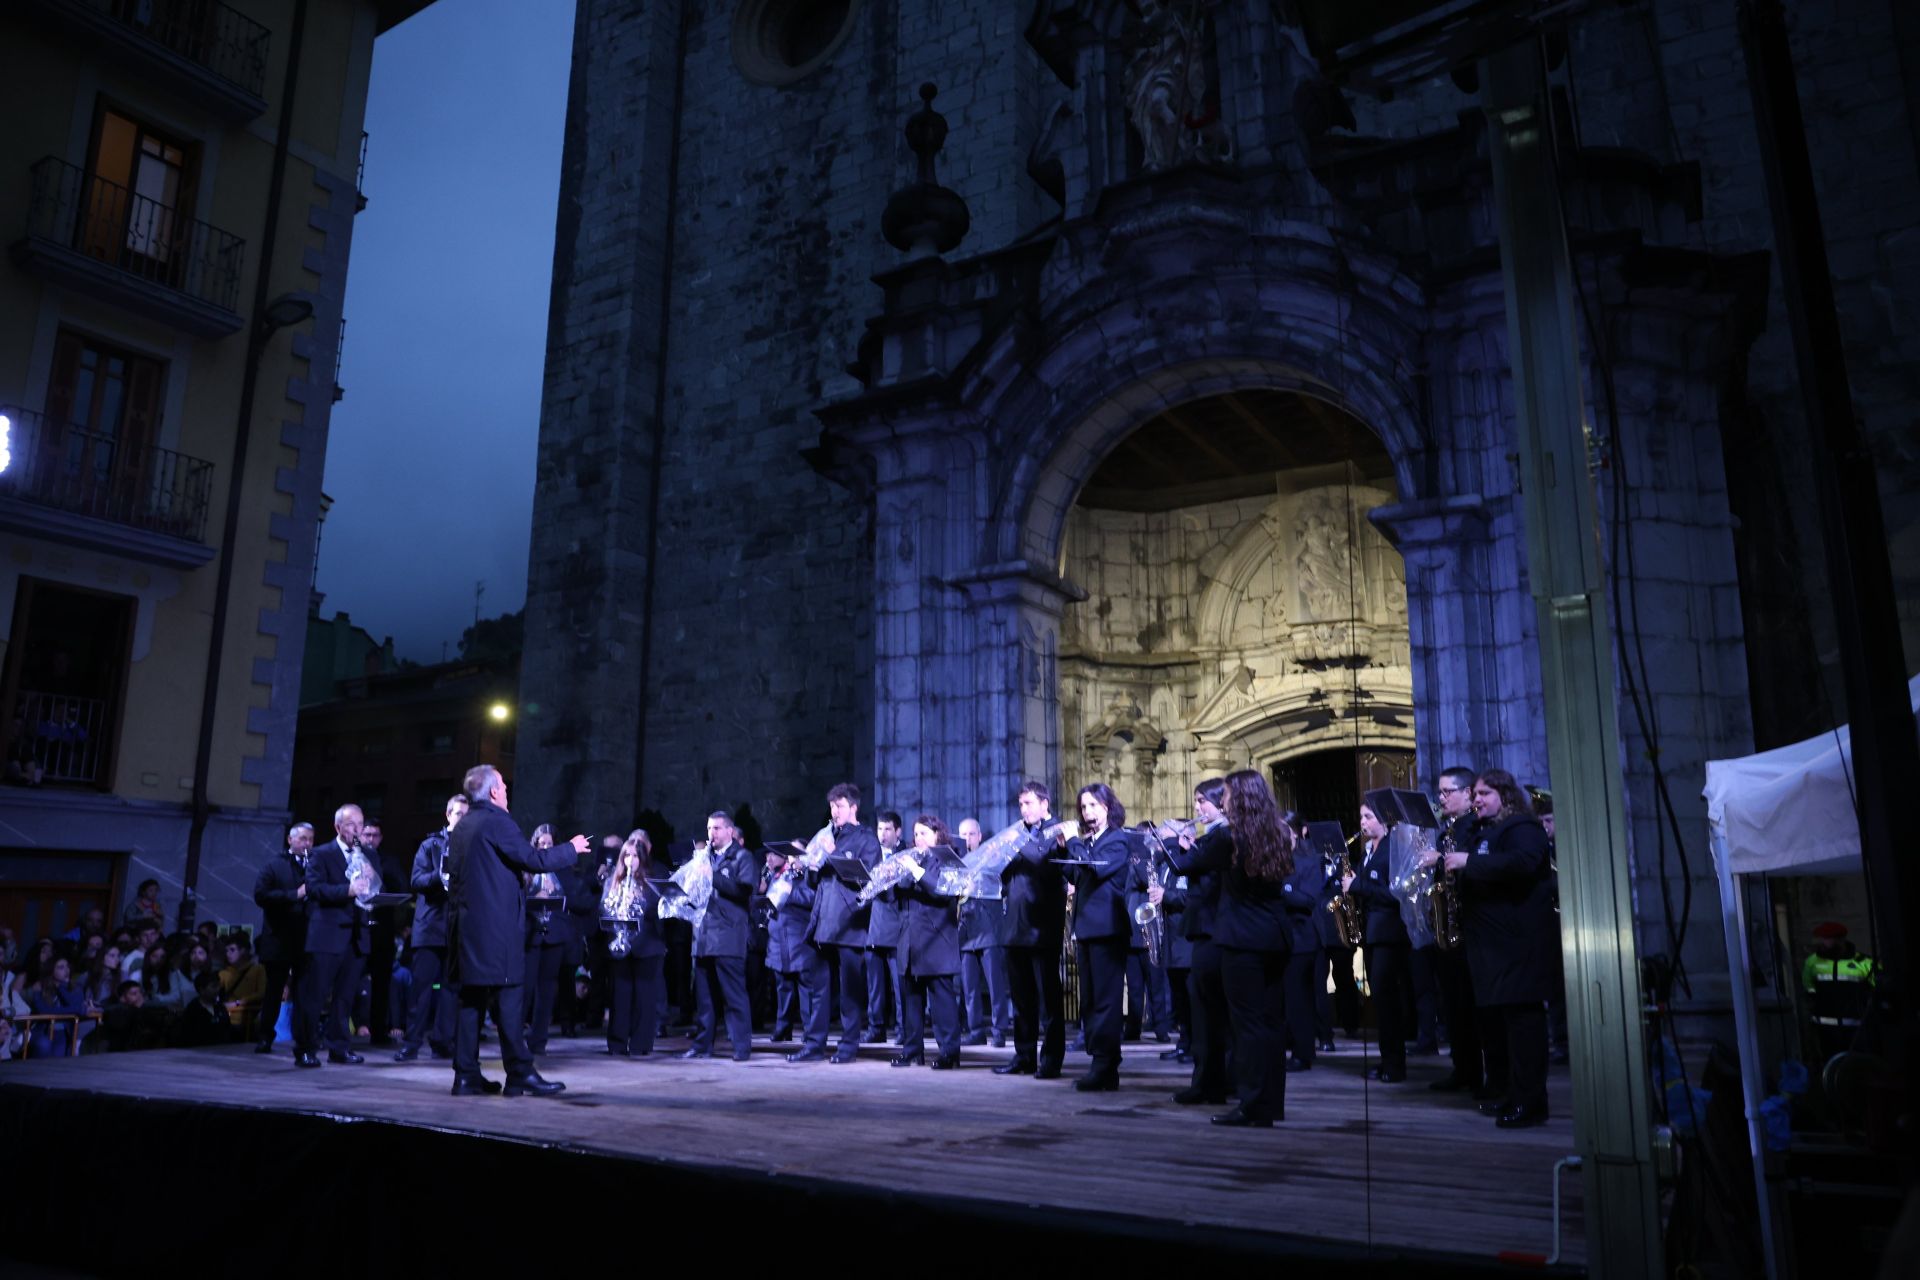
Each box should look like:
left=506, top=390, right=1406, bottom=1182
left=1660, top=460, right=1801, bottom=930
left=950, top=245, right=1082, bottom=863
left=1270, top=745, right=1417, bottom=831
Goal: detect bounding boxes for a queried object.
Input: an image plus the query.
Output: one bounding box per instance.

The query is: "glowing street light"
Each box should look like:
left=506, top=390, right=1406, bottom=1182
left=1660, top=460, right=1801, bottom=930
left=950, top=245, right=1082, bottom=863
left=488, top=702, right=511, bottom=723
left=0, top=413, right=11, bottom=475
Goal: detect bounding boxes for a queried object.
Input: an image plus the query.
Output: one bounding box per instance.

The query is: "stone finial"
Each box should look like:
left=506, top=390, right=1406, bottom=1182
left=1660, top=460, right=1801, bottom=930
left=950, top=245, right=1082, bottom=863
left=882, top=83, right=970, bottom=257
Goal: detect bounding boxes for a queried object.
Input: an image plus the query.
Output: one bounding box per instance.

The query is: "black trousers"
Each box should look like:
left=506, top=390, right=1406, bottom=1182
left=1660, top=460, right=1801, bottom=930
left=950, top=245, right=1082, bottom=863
left=693, top=955, right=752, bottom=1058
left=901, top=970, right=960, bottom=1059
left=1364, top=941, right=1409, bottom=1076
left=1220, top=945, right=1289, bottom=1121
left=790, top=942, right=832, bottom=1051
left=1410, top=943, right=1441, bottom=1047
left=1479, top=1003, right=1512, bottom=1094
left=1188, top=940, right=1230, bottom=1096
left=257, top=947, right=298, bottom=1046
left=298, top=949, right=364, bottom=1055
left=606, top=953, right=664, bottom=1053
left=456, top=982, right=533, bottom=1081
left=368, top=915, right=397, bottom=1038
left=821, top=942, right=869, bottom=1048
left=403, top=944, right=454, bottom=1053
left=1282, top=944, right=1319, bottom=1065
left=865, top=946, right=897, bottom=1033
left=1122, top=948, right=1170, bottom=1038
left=1081, top=937, right=1128, bottom=1080
left=1495, top=1001, right=1549, bottom=1113
left=523, top=942, right=564, bottom=1053
left=961, top=947, right=1009, bottom=1037
left=1167, top=966, right=1193, bottom=1051
left=1433, top=945, right=1485, bottom=1086
left=1318, top=944, right=1361, bottom=1038
left=1005, top=942, right=1064, bottom=1068
left=773, top=970, right=801, bottom=1035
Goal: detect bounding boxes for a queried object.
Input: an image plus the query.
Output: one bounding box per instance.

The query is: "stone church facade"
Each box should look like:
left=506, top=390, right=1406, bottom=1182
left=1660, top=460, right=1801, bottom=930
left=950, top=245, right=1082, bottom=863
left=519, top=0, right=1919, bottom=1006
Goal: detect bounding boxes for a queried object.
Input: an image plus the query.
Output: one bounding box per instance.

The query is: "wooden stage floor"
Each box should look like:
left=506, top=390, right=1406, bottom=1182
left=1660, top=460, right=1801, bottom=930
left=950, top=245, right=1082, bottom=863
left=0, top=1029, right=1584, bottom=1270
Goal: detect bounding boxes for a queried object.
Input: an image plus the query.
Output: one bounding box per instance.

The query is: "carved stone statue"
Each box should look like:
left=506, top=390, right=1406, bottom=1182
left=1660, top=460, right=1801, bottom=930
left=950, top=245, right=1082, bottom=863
left=1121, top=0, right=1209, bottom=171
left=1293, top=507, right=1350, bottom=621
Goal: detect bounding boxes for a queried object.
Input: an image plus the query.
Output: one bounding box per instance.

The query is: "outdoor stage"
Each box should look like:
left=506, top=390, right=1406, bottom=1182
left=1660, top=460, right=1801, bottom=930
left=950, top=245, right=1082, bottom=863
left=0, top=1031, right=1583, bottom=1275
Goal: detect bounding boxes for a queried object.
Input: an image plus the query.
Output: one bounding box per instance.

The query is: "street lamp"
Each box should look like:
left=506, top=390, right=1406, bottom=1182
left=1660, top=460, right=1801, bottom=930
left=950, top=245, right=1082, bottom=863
left=488, top=702, right=511, bottom=722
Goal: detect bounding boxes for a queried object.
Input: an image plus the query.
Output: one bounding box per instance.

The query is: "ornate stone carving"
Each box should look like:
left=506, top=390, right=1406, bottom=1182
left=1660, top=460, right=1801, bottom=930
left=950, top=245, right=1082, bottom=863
left=1120, top=0, right=1213, bottom=172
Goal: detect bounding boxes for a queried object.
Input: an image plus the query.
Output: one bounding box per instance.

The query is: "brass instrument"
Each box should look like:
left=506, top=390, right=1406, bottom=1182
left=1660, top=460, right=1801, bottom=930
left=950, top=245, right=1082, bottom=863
left=1132, top=825, right=1168, bottom=967
left=1430, top=822, right=1462, bottom=951
left=1326, top=833, right=1364, bottom=949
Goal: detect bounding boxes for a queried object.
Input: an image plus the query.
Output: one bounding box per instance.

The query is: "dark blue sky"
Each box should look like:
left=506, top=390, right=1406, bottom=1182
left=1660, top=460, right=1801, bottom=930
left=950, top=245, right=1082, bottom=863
left=316, top=0, right=574, bottom=661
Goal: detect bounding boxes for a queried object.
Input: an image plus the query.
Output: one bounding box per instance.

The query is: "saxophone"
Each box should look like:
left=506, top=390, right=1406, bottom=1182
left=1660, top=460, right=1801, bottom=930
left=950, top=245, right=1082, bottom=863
left=1327, top=834, right=1364, bottom=949
left=1430, top=822, right=1463, bottom=951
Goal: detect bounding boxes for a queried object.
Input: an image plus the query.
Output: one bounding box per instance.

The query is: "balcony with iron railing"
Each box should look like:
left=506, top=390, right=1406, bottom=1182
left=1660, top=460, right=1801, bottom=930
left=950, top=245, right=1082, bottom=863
left=11, top=157, right=246, bottom=338
left=0, top=406, right=217, bottom=567
left=20, top=0, right=271, bottom=119
left=6, top=692, right=112, bottom=788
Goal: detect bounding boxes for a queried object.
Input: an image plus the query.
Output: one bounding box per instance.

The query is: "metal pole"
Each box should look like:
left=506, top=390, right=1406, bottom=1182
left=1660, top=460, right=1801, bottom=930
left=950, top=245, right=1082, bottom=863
left=1717, top=830, right=1786, bottom=1280
left=1481, top=39, right=1663, bottom=1278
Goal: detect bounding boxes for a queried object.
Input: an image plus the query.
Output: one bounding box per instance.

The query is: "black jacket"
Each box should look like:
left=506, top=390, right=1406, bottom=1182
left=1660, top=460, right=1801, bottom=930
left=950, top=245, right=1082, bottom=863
left=1346, top=838, right=1410, bottom=947
left=1212, top=831, right=1293, bottom=953
left=409, top=830, right=453, bottom=948
left=1277, top=850, right=1327, bottom=954
left=446, top=800, right=576, bottom=986
left=998, top=820, right=1065, bottom=950
left=809, top=824, right=880, bottom=947
left=303, top=840, right=367, bottom=956
left=252, top=851, right=308, bottom=960
left=959, top=896, right=1005, bottom=952
left=1166, top=827, right=1230, bottom=942
left=694, top=843, right=756, bottom=959
left=866, top=852, right=903, bottom=949
left=1458, top=813, right=1557, bottom=1005
left=766, top=864, right=816, bottom=971
left=896, top=846, right=962, bottom=977
left=1068, top=826, right=1138, bottom=942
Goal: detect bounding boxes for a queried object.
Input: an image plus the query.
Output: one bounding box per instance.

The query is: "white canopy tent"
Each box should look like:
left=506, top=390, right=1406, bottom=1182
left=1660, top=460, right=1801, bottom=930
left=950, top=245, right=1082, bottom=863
left=1702, top=672, right=1920, bottom=1280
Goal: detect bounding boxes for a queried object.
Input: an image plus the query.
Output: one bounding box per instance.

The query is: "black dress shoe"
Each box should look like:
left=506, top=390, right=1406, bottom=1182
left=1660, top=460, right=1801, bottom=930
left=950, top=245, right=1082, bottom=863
left=295, top=1052, right=321, bottom=1069
left=1073, top=1074, right=1119, bottom=1092
left=1153, top=1030, right=1172, bottom=1044
left=1369, top=1068, right=1405, bottom=1083
left=930, top=1053, right=960, bottom=1070
left=829, top=1047, right=859, bottom=1064
left=393, top=1046, right=421, bottom=1062
left=1317, top=1039, right=1337, bottom=1053
left=732, top=1050, right=753, bottom=1062
left=327, top=1050, right=365, bottom=1065
left=1172, top=1087, right=1227, bottom=1105
left=788, top=1047, right=828, bottom=1063
left=889, top=1053, right=924, bottom=1068
left=1285, top=1058, right=1310, bottom=1073
left=992, top=1059, right=1036, bottom=1076
left=503, top=1073, right=566, bottom=1098
left=1478, top=1099, right=1510, bottom=1117
left=1496, top=1106, right=1549, bottom=1129
left=254, top=1040, right=275, bottom=1055
left=680, top=1048, right=713, bottom=1060
left=1211, top=1109, right=1274, bottom=1128
left=1429, top=1074, right=1476, bottom=1093
left=770, top=1031, right=794, bottom=1044
left=1158, top=1047, right=1186, bottom=1060
left=450, top=1075, right=497, bottom=1096
left=1034, top=1062, right=1063, bottom=1079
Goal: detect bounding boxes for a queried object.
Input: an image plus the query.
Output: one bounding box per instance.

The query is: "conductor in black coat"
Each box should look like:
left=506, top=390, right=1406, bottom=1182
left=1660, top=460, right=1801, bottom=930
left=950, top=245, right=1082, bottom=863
left=1064, top=783, right=1139, bottom=1092
left=396, top=793, right=467, bottom=1061
left=892, top=815, right=964, bottom=1068
left=1345, top=799, right=1410, bottom=1083
left=297, top=804, right=374, bottom=1069
left=997, top=782, right=1067, bottom=1078
left=446, top=765, right=586, bottom=1097
left=251, top=822, right=312, bottom=1054
left=1445, top=769, right=1557, bottom=1128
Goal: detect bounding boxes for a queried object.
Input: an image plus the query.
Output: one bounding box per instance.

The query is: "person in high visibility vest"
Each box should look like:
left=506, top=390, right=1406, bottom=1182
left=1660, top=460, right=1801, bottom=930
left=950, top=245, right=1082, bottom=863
left=1801, top=920, right=1875, bottom=1060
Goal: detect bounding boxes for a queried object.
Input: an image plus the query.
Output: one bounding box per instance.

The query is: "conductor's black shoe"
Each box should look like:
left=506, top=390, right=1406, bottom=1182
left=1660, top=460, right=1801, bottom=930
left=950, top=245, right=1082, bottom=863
left=787, top=1047, right=828, bottom=1063
left=680, top=1048, right=713, bottom=1060
left=1495, top=1105, right=1549, bottom=1129
left=327, top=1050, right=364, bottom=1065
left=1211, top=1108, right=1275, bottom=1128
left=503, top=1073, right=566, bottom=1098
left=450, top=1074, right=497, bottom=1097
left=1073, top=1074, right=1119, bottom=1093
left=829, top=1047, right=859, bottom=1064
left=993, top=1058, right=1036, bottom=1076
left=889, top=1053, right=924, bottom=1068
left=294, top=1052, right=321, bottom=1069
left=1172, top=1087, right=1226, bottom=1105
left=392, top=1046, right=421, bottom=1062
left=1034, top=1061, right=1063, bottom=1079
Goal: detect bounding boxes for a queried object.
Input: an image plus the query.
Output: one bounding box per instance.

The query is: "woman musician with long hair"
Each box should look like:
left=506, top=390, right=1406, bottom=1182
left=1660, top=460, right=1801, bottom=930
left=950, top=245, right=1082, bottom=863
left=1062, top=783, right=1138, bottom=1092
left=1211, top=770, right=1295, bottom=1127
left=601, top=829, right=667, bottom=1057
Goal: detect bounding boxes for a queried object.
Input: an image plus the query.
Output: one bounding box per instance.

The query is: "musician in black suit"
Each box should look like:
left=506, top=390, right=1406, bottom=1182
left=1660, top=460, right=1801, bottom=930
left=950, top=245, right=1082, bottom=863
left=1421, top=766, right=1497, bottom=1099
left=1209, top=770, right=1296, bottom=1127
left=1344, top=800, right=1410, bottom=1083
left=893, top=815, right=964, bottom=1068
left=866, top=812, right=907, bottom=1043
left=360, top=817, right=406, bottom=1045
left=1165, top=779, right=1230, bottom=1104
left=1276, top=811, right=1327, bottom=1072
left=250, top=822, right=312, bottom=1054
left=395, top=793, right=467, bottom=1061
left=446, top=764, right=585, bottom=1096
left=296, top=804, right=375, bottom=1068
left=1446, top=769, right=1557, bottom=1128
left=765, top=845, right=821, bottom=1048
left=996, top=782, right=1066, bottom=1078
left=601, top=829, right=667, bottom=1056
left=804, top=783, right=882, bottom=1063
left=522, top=824, right=570, bottom=1056
left=1064, top=782, right=1138, bottom=1092
left=1313, top=831, right=1361, bottom=1049
left=684, top=811, right=756, bottom=1062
